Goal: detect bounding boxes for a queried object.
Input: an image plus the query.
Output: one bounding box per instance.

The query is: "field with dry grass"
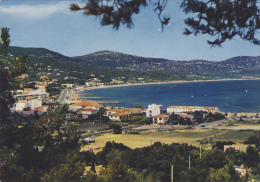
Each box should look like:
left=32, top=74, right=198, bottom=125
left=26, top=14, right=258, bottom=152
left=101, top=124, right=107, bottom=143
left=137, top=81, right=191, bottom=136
left=81, top=128, right=256, bottom=152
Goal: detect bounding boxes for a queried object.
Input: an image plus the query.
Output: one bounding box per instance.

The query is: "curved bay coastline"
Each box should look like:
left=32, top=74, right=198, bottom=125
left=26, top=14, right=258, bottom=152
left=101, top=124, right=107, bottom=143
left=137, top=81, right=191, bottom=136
left=74, top=78, right=260, bottom=113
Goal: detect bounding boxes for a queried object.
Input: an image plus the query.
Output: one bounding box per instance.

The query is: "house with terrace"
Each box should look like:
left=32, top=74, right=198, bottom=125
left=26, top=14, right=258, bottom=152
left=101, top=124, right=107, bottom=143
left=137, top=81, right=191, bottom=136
left=105, top=107, right=142, bottom=122
left=76, top=108, right=98, bottom=119
left=108, top=112, right=130, bottom=122
left=153, top=114, right=170, bottom=125
left=69, top=100, right=103, bottom=119
left=178, top=114, right=195, bottom=124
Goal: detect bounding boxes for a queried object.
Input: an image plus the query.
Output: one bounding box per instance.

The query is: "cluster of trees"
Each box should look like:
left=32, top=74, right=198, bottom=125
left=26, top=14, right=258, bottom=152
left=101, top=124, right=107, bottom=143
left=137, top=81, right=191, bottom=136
left=86, top=108, right=110, bottom=123
left=129, top=114, right=153, bottom=125
left=0, top=28, right=84, bottom=181
left=193, top=111, right=226, bottom=123
left=81, top=141, right=260, bottom=182
left=109, top=123, right=123, bottom=134
left=170, top=111, right=226, bottom=125
left=0, top=106, right=86, bottom=182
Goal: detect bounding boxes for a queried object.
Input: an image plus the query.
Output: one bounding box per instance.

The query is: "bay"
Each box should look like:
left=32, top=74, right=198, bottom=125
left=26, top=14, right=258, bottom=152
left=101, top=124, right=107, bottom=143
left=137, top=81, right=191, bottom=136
left=78, top=80, right=260, bottom=113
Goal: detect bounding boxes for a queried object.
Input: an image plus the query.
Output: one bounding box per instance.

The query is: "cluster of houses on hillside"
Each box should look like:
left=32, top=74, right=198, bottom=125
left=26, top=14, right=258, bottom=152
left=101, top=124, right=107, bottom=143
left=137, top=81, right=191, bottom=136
left=10, top=85, right=50, bottom=115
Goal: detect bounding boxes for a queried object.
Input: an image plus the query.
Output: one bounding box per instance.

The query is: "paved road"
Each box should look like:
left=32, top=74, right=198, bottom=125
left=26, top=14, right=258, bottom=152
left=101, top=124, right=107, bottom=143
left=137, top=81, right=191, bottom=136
left=195, top=117, right=233, bottom=129
left=80, top=125, right=143, bottom=138
left=78, top=123, right=188, bottom=138
left=58, top=89, right=72, bottom=104
left=63, top=117, right=238, bottom=139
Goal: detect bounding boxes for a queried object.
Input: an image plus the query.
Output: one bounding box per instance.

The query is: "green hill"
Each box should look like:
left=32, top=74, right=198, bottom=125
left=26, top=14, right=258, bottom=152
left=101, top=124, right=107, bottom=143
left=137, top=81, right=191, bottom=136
left=6, top=46, right=260, bottom=83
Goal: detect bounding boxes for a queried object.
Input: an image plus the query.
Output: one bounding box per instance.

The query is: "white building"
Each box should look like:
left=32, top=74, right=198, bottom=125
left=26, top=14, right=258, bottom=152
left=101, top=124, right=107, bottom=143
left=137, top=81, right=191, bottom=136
left=146, top=104, right=163, bottom=117
left=108, top=112, right=129, bottom=122
left=14, top=88, right=49, bottom=100
left=26, top=97, right=42, bottom=110
left=153, top=114, right=170, bottom=125
left=12, top=100, right=27, bottom=111
left=11, top=96, right=42, bottom=111
left=167, top=106, right=220, bottom=114
left=167, top=106, right=189, bottom=114
left=78, top=108, right=97, bottom=115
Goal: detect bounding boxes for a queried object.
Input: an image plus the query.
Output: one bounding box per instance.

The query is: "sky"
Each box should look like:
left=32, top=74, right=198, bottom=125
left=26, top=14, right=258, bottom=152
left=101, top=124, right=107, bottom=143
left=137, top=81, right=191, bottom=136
left=0, top=0, right=260, bottom=62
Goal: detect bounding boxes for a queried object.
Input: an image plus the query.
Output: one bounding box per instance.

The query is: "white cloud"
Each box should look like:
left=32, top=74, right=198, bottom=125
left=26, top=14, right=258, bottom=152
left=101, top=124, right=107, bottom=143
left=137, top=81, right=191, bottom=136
left=1, top=2, right=72, bottom=19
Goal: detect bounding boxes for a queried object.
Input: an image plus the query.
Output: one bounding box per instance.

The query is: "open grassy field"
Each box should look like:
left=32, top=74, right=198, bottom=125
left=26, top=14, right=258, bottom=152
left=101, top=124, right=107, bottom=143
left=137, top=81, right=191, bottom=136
left=81, top=128, right=256, bottom=153
left=228, top=118, right=260, bottom=125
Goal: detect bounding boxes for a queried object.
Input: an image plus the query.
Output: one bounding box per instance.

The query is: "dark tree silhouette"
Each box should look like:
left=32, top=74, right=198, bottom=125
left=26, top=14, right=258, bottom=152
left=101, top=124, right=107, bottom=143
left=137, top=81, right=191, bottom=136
left=70, top=0, right=260, bottom=47
left=181, top=0, right=260, bottom=47
left=70, top=0, right=170, bottom=31
left=0, top=28, right=28, bottom=127
left=0, top=27, right=11, bottom=56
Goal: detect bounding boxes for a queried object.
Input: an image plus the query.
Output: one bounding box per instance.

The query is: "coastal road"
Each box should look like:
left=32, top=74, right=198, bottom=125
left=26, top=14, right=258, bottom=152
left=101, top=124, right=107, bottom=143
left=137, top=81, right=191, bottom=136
left=58, top=89, right=73, bottom=104
left=195, top=117, right=233, bottom=129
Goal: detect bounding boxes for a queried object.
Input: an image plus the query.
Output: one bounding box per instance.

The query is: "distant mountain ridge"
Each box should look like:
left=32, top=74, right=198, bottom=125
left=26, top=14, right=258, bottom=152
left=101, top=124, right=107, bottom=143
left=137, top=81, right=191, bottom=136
left=8, top=46, right=260, bottom=79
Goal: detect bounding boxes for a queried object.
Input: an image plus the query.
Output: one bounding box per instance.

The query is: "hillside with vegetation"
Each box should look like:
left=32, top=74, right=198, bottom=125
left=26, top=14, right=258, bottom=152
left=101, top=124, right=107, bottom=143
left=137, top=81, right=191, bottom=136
left=5, top=46, right=260, bottom=88
left=76, top=51, right=260, bottom=79
left=5, top=47, right=183, bottom=89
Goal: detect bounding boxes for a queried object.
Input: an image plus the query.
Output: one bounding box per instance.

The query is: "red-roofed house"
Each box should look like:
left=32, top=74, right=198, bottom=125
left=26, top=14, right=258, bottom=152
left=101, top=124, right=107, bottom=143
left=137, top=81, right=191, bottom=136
left=26, top=96, right=36, bottom=100
left=29, top=109, right=42, bottom=112
left=153, top=114, right=170, bottom=125
left=179, top=114, right=194, bottom=123
left=108, top=112, right=130, bottom=122
left=69, top=100, right=103, bottom=111
left=104, top=108, right=143, bottom=116
left=75, top=108, right=98, bottom=119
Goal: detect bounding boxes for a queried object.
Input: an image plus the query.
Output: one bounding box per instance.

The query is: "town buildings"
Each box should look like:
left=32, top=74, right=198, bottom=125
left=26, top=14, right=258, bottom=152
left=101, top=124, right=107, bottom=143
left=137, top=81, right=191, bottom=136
left=14, top=88, right=49, bottom=100
left=69, top=100, right=103, bottom=111
left=69, top=100, right=103, bottom=119
left=104, top=108, right=143, bottom=122
left=108, top=112, right=130, bottom=122
left=167, top=106, right=220, bottom=114
left=146, top=104, right=163, bottom=117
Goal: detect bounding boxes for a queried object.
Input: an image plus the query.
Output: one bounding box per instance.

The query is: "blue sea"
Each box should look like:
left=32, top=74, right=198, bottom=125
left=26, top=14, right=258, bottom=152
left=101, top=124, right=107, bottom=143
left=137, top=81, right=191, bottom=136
left=78, top=80, right=260, bottom=113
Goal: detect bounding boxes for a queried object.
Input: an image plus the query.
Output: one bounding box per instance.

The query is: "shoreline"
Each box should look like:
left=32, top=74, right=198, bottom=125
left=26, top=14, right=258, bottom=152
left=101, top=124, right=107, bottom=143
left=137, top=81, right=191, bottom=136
left=74, top=78, right=260, bottom=94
